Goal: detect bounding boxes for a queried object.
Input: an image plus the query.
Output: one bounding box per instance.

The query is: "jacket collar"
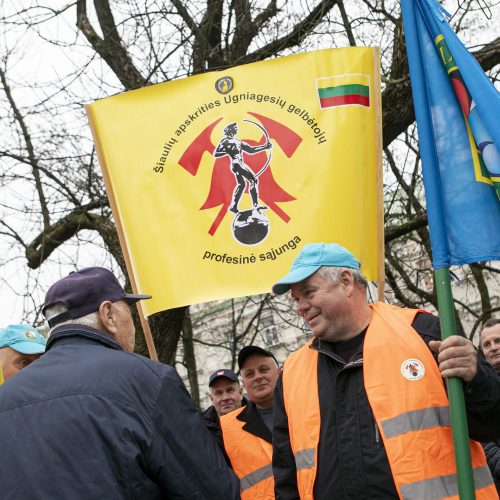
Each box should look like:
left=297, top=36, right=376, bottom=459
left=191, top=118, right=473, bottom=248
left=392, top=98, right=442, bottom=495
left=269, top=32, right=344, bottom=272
left=46, top=324, right=123, bottom=352
left=311, top=328, right=366, bottom=365
left=236, top=401, right=272, bottom=444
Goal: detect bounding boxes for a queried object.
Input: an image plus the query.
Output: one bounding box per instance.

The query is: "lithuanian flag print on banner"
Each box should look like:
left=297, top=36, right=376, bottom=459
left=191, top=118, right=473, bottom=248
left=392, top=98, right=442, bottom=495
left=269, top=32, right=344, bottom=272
left=317, top=74, right=370, bottom=108
left=86, top=48, right=383, bottom=316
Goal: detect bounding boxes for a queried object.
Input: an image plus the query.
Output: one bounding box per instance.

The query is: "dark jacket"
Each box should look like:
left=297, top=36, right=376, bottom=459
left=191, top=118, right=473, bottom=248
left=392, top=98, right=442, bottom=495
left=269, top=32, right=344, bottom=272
left=483, top=437, right=500, bottom=492
left=203, top=404, right=223, bottom=444
left=273, top=312, right=500, bottom=499
left=203, top=396, right=249, bottom=456
left=0, top=325, right=239, bottom=500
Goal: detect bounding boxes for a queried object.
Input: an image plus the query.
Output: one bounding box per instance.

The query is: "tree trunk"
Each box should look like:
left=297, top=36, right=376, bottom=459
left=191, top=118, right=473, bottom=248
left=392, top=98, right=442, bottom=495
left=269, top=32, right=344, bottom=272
left=147, top=307, right=187, bottom=365
left=182, top=311, right=200, bottom=409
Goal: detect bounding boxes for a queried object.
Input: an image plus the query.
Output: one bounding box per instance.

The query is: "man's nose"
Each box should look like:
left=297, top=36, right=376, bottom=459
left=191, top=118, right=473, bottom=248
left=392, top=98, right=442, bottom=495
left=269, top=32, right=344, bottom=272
left=297, top=297, right=310, bottom=317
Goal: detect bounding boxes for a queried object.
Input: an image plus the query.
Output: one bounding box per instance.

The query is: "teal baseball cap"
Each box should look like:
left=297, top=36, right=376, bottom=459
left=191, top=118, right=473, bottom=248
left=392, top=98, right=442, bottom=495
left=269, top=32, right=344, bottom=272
left=0, top=325, right=46, bottom=354
left=272, top=243, right=360, bottom=295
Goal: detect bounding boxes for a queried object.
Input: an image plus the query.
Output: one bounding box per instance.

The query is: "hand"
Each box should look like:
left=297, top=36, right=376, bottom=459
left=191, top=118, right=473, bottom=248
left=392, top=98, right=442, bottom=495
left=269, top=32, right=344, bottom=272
left=429, top=335, right=477, bottom=382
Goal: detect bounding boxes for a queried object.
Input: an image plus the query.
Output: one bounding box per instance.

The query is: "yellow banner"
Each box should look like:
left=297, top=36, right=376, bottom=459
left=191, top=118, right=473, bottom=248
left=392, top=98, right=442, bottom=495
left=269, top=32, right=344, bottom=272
left=87, top=48, right=383, bottom=316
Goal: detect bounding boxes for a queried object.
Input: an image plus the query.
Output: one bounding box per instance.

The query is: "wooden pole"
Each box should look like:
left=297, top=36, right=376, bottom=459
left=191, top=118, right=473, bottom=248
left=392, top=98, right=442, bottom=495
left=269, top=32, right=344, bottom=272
left=85, top=105, right=158, bottom=361
left=373, top=47, right=385, bottom=302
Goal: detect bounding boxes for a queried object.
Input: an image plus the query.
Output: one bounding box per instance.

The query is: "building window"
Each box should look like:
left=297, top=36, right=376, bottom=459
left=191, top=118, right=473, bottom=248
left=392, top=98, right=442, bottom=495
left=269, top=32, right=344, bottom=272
left=262, top=314, right=280, bottom=346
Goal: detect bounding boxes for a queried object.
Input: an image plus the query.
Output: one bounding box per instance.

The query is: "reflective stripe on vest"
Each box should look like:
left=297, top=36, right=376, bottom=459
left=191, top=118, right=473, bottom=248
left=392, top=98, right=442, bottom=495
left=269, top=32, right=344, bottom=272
left=240, top=463, right=274, bottom=491
left=282, top=302, right=496, bottom=499
left=294, top=448, right=315, bottom=471
left=381, top=405, right=450, bottom=438
left=220, top=406, right=275, bottom=499
left=400, top=465, right=493, bottom=499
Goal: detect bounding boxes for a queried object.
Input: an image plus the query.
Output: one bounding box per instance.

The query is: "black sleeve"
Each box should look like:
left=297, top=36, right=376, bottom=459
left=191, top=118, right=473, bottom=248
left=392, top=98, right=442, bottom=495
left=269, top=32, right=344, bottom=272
left=149, top=368, right=240, bottom=499
left=273, top=374, right=300, bottom=500
left=202, top=408, right=232, bottom=466
left=413, top=312, right=500, bottom=441
left=411, top=312, right=441, bottom=363
left=482, top=441, right=500, bottom=484
left=462, top=359, right=500, bottom=440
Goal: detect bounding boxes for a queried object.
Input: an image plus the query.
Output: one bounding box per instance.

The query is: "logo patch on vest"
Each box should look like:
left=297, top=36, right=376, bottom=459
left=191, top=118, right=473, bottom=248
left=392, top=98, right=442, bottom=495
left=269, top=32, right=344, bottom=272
left=401, top=359, right=425, bottom=381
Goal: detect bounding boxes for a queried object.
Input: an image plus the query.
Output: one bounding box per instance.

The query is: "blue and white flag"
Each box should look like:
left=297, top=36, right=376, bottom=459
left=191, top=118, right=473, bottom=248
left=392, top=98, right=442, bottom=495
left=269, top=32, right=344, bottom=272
left=401, top=0, right=500, bottom=268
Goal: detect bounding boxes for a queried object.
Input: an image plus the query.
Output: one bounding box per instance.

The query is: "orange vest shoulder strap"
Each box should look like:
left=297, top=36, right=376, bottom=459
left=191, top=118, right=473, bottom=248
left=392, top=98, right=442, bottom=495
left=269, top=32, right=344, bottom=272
left=282, top=342, right=320, bottom=499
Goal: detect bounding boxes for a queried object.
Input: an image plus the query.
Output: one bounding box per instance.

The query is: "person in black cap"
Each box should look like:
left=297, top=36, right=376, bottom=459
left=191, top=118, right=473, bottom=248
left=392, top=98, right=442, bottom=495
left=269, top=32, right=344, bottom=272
left=202, top=368, right=245, bottom=460
left=219, top=345, right=280, bottom=499
left=0, top=267, right=239, bottom=499
left=207, top=368, right=244, bottom=417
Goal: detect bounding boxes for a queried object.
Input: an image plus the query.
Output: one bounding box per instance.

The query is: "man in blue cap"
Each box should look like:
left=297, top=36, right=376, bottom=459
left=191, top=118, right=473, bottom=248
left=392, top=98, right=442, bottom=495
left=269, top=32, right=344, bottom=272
left=0, top=324, right=45, bottom=382
left=271, top=243, right=500, bottom=499
left=0, top=266, right=239, bottom=499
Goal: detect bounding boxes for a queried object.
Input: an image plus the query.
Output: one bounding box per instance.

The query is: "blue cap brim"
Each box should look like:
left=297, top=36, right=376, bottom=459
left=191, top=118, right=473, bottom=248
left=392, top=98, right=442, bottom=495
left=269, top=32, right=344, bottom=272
left=11, top=341, right=45, bottom=355
left=272, top=265, right=321, bottom=295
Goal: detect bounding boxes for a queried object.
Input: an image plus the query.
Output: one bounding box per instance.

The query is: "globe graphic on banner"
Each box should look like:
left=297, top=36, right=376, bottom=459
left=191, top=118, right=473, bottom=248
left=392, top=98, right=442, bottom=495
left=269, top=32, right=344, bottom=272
left=232, top=208, right=270, bottom=245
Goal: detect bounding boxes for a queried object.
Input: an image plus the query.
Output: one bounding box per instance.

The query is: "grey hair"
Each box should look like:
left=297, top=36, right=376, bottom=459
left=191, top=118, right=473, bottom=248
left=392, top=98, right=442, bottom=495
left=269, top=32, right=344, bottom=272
left=45, top=303, right=100, bottom=336
left=482, top=318, right=500, bottom=331
left=316, top=266, right=368, bottom=289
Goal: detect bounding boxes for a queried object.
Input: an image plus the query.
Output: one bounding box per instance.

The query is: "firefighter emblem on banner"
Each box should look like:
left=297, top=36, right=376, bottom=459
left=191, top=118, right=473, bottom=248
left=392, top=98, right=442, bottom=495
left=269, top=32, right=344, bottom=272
left=179, top=113, right=302, bottom=246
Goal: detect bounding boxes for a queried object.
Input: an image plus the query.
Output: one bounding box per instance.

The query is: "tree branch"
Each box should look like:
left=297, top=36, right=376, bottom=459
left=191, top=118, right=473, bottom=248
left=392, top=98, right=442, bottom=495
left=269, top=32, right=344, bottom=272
left=337, top=0, right=356, bottom=46
left=237, top=0, right=338, bottom=64
left=0, top=66, right=50, bottom=229
left=385, top=214, right=428, bottom=243
left=25, top=202, right=107, bottom=269
left=76, top=0, right=146, bottom=90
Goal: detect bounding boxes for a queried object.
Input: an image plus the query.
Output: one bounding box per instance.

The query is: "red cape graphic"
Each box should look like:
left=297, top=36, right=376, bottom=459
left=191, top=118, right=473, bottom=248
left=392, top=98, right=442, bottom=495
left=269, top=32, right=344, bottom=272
left=178, top=112, right=302, bottom=235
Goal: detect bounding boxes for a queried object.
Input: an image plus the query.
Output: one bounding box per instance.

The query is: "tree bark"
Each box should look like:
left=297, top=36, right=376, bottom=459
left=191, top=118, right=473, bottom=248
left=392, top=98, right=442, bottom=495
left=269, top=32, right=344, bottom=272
left=182, top=311, right=200, bottom=408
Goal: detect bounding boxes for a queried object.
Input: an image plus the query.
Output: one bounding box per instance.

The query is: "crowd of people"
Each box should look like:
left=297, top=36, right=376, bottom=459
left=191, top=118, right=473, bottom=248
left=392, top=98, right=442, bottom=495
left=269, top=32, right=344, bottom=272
left=1, top=242, right=500, bottom=499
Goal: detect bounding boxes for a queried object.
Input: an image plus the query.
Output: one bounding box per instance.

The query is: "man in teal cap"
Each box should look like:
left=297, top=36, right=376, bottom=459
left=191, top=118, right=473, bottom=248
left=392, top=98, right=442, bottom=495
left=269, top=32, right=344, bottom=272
left=0, top=324, right=46, bottom=382
left=271, top=242, right=500, bottom=499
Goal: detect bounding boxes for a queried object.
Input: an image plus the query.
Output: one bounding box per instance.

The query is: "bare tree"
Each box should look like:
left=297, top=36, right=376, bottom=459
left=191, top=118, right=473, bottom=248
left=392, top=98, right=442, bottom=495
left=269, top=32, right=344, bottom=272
left=1, top=0, right=499, bottom=373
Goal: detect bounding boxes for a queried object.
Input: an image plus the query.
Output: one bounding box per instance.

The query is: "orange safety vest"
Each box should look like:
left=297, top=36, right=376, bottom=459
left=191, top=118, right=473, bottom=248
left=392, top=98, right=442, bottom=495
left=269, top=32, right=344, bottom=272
left=220, top=406, right=275, bottom=499
left=282, top=301, right=497, bottom=499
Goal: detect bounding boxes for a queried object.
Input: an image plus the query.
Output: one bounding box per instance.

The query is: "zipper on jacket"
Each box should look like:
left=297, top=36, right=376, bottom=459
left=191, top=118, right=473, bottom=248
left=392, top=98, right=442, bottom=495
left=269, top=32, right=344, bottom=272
left=313, top=344, right=346, bottom=365
left=374, top=420, right=380, bottom=444
left=372, top=411, right=381, bottom=446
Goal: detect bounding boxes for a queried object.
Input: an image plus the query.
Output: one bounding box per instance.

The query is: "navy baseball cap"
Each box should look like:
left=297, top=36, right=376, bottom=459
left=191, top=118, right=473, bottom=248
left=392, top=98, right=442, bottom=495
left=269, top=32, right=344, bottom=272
left=238, top=345, right=278, bottom=369
left=42, top=267, right=151, bottom=327
left=0, top=325, right=46, bottom=354
left=272, top=243, right=360, bottom=295
left=208, top=368, right=239, bottom=387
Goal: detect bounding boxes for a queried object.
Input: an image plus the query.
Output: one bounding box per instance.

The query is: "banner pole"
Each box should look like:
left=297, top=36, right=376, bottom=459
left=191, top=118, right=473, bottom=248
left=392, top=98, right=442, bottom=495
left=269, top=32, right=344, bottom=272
left=85, top=105, right=158, bottom=361
left=434, top=267, right=475, bottom=499
left=373, top=46, right=385, bottom=302
left=136, top=304, right=159, bottom=362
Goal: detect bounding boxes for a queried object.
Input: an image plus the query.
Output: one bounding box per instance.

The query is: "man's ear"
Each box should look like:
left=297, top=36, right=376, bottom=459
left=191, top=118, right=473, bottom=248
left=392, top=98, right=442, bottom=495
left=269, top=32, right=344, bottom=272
left=340, top=269, right=352, bottom=285
left=340, top=269, right=355, bottom=294
left=98, top=301, right=117, bottom=334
